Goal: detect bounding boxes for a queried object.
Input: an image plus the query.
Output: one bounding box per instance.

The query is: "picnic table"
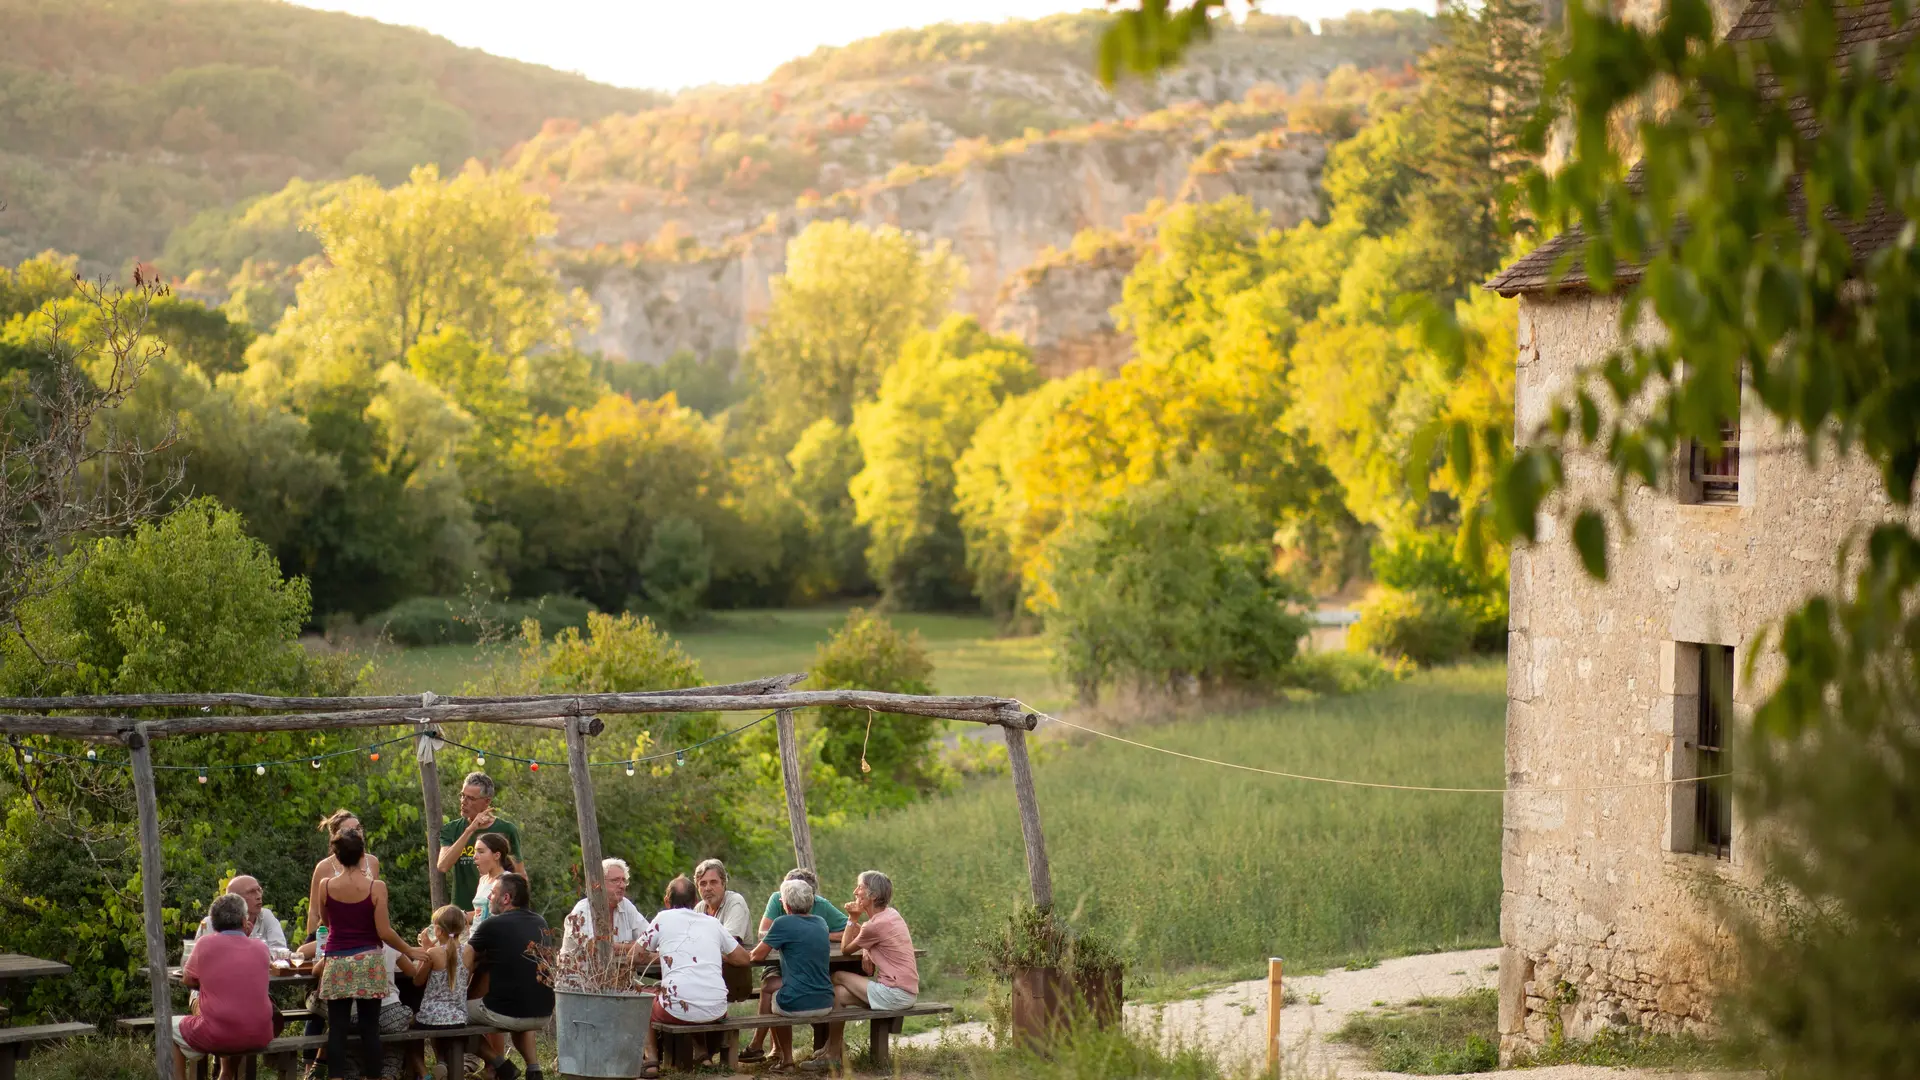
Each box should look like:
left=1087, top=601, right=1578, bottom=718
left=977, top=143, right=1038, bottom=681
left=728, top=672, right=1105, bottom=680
left=168, top=961, right=316, bottom=990
left=0, top=954, right=92, bottom=1080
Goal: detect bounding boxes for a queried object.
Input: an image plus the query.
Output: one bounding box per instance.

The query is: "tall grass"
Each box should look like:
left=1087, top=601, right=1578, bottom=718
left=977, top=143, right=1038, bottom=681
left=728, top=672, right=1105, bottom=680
left=811, top=663, right=1506, bottom=998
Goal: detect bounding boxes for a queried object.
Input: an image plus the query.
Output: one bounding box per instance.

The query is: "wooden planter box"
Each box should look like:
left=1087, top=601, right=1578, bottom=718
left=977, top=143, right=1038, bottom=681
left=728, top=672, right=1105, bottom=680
left=1010, top=966, right=1071, bottom=1048
left=1075, top=964, right=1123, bottom=1030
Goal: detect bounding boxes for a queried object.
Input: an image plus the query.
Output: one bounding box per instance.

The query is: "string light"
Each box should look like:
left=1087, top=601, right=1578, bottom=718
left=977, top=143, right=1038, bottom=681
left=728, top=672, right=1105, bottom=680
left=196, top=768, right=208, bottom=784
left=86, top=749, right=98, bottom=761
left=311, top=759, right=322, bottom=769
left=624, top=763, right=636, bottom=777
left=528, top=762, right=539, bottom=772
left=256, top=765, right=267, bottom=776
left=674, top=750, right=687, bottom=768
left=368, top=752, right=380, bottom=762
left=475, top=756, right=486, bottom=768
left=21, top=750, right=34, bottom=764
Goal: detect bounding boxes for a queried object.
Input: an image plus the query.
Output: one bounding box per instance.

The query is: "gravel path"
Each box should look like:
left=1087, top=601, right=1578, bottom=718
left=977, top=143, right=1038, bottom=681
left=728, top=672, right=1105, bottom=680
left=899, top=947, right=1752, bottom=1079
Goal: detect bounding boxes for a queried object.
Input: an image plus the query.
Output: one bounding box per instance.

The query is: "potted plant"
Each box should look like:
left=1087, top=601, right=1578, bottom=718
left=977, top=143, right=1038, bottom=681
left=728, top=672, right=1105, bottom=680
left=974, top=907, right=1124, bottom=1048
left=534, top=908, right=652, bottom=1079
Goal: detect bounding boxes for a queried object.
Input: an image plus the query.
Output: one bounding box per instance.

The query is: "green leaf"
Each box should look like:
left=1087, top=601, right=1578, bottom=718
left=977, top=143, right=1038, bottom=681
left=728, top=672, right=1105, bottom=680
left=1572, top=509, right=1609, bottom=581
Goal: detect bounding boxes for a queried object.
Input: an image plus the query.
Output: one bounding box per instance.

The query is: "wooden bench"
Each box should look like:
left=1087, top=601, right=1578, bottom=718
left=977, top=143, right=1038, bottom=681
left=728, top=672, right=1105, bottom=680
left=662, top=1002, right=952, bottom=1072
left=0, top=1022, right=97, bottom=1080
left=255, top=1023, right=497, bottom=1079
left=117, top=1009, right=320, bottom=1035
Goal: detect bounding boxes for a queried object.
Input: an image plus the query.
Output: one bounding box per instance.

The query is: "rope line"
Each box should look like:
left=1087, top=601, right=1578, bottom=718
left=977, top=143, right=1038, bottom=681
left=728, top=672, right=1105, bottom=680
left=1016, top=700, right=1732, bottom=795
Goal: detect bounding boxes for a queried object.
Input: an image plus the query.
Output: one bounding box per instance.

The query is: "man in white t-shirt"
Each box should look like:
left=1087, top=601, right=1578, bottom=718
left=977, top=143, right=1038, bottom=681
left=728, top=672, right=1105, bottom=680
left=633, top=875, right=750, bottom=1072
left=560, top=857, right=647, bottom=956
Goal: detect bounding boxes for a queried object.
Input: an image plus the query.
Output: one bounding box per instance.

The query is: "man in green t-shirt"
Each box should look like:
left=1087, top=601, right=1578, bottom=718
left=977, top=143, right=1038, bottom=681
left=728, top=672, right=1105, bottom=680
left=740, top=867, right=845, bottom=1064
left=438, top=771, right=522, bottom=907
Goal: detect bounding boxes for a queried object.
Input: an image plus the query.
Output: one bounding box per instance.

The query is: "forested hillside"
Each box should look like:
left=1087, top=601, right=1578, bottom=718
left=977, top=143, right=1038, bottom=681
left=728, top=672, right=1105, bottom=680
left=0, top=0, right=661, bottom=268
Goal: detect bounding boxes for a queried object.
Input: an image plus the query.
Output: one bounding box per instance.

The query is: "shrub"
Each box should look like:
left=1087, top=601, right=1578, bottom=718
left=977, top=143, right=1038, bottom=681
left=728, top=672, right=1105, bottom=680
left=510, top=610, right=702, bottom=694
left=370, top=592, right=595, bottom=646
left=1285, top=648, right=1410, bottom=695
left=807, top=608, right=939, bottom=803
left=1038, top=466, right=1309, bottom=698
left=637, top=516, right=712, bottom=627
left=1372, top=529, right=1508, bottom=651
left=1348, top=587, right=1474, bottom=667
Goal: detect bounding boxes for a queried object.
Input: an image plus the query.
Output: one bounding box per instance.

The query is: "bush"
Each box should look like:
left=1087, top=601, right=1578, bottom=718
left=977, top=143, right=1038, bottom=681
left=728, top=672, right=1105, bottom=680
left=1372, top=529, right=1508, bottom=651
left=807, top=609, right=939, bottom=803
left=1038, top=466, right=1309, bottom=698
left=1348, top=588, right=1474, bottom=667
left=1285, top=648, right=1410, bottom=695
left=637, top=516, right=711, bottom=627
left=370, top=592, right=595, bottom=646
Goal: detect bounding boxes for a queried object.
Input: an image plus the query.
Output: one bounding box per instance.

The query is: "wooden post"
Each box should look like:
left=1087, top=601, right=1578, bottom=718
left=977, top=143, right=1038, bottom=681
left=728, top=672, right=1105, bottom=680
left=774, top=709, right=815, bottom=872
left=1001, top=725, right=1053, bottom=910
left=418, top=732, right=446, bottom=910
left=1266, top=956, right=1284, bottom=1076
left=564, top=715, right=611, bottom=967
left=126, top=724, right=174, bottom=1080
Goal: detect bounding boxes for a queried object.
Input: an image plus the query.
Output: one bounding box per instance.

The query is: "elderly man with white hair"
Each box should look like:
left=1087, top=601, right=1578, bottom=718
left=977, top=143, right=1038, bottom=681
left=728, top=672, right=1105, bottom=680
left=182, top=874, right=288, bottom=964
left=559, top=857, right=646, bottom=955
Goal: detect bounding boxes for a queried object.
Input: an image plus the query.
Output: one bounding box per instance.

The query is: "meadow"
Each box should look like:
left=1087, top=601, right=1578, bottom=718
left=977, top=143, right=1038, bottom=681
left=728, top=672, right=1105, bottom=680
left=806, top=662, right=1507, bottom=1006
left=362, top=606, right=1066, bottom=710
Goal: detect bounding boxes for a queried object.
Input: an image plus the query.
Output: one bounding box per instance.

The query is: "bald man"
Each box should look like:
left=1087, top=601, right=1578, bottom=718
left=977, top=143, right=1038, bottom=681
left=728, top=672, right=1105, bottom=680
left=182, top=875, right=288, bottom=964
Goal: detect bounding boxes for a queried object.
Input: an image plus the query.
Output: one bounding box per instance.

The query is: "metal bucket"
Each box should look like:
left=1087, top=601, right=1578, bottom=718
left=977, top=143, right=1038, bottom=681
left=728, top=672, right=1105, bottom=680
left=555, top=989, right=652, bottom=1078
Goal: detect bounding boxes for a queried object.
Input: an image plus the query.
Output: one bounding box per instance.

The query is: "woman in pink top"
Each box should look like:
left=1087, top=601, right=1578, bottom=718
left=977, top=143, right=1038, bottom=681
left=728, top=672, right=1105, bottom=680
left=821, top=871, right=918, bottom=1065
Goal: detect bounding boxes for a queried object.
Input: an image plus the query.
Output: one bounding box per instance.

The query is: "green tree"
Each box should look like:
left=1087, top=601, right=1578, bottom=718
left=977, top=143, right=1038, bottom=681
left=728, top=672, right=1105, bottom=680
left=785, top=418, right=872, bottom=599
left=851, top=315, right=1037, bottom=609
left=1037, top=463, right=1308, bottom=699
left=248, top=163, right=591, bottom=391
left=745, top=220, right=964, bottom=445
left=806, top=609, right=940, bottom=804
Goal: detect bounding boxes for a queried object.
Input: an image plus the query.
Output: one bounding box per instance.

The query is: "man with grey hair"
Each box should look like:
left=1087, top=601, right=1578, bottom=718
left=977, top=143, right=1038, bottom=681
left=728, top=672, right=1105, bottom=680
left=822, top=870, right=919, bottom=1063
left=748, top=878, right=834, bottom=1069
left=692, top=858, right=753, bottom=942
left=438, top=770, right=522, bottom=911
left=175, top=893, right=274, bottom=1078
left=560, top=857, right=646, bottom=955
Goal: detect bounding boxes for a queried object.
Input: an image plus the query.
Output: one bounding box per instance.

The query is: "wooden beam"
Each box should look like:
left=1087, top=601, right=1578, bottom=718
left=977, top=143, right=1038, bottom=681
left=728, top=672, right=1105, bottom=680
left=774, top=710, right=815, bottom=872
left=1002, top=725, right=1053, bottom=911
left=564, top=716, right=612, bottom=969
left=125, top=725, right=174, bottom=1080
left=418, top=733, right=446, bottom=910
left=0, top=690, right=1032, bottom=740
left=0, top=674, right=811, bottom=713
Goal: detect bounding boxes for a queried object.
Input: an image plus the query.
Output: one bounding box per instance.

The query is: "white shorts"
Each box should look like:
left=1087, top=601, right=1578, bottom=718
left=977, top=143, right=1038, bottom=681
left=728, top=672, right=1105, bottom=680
left=170, top=1016, right=209, bottom=1062
left=865, top=982, right=917, bottom=1011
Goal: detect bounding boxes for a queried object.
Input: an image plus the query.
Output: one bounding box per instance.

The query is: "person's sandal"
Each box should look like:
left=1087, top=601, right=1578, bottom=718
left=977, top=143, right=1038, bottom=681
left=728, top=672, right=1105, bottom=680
left=737, top=1047, right=768, bottom=1063
left=637, top=1062, right=660, bottom=1079
left=767, top=1062, right=797, bottom=1074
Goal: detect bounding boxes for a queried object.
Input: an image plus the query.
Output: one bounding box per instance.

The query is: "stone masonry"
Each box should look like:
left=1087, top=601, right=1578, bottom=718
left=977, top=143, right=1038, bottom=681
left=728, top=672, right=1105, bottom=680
left=1494, top=291, right=1911, bottom=1058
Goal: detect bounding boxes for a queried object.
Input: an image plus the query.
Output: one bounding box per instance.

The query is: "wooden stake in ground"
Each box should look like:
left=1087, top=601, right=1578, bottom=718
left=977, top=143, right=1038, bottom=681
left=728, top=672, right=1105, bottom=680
left=1267, top=956, right=1284, bottom=1076
left=774, top=709, right=815, bottom=872
left=1001, top=725, right=1053, bottom=910
left=417, top=731, right=446, bottom=910
left=564, top=716, right=612, bottom=968
left=125, top=724, right=174, bottom=1080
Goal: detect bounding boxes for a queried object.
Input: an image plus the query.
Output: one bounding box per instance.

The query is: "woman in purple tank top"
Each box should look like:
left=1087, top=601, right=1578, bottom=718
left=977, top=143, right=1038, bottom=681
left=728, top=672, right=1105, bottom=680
left=315, top=829, right=425, bottom=1079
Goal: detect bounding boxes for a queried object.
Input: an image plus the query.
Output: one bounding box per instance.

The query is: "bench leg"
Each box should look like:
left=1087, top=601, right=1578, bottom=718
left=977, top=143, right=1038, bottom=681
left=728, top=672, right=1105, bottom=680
left=262, top=1050, right=298, bottom=1080
left=722, top=1029, right=740, bottom=1071
left=810, top=1022, right=828, bottom=1056
left=0, top=1044, right=20, bottom=1080
left=869, top=1017, right=894, bottom=1073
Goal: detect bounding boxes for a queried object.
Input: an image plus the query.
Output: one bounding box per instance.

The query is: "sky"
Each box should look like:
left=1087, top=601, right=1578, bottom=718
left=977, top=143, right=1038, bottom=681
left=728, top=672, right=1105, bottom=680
left=293, top=1, right=1384, bottom=92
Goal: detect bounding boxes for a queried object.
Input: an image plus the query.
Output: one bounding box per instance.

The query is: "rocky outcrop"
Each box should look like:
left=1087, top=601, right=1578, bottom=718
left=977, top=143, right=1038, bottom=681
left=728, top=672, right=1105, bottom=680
left=578, top=128, right=1327, bottom=369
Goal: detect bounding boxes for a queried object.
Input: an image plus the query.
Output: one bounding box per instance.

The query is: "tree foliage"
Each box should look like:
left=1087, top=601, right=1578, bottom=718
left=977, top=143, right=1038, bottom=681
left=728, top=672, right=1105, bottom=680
left=851, top=315, right=1037, bottom=609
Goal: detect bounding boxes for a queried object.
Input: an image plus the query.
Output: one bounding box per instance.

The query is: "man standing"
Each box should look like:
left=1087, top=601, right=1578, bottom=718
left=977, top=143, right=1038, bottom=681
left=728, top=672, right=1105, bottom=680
left=438, top=772, right=522, bottom=908
left=560, top=857, right=647, bottom=956
left=692, top=859, right=753, bottom=943
left=182, top=875, right=288, bottom=965
left=463, top=873, right=551, bottom=1080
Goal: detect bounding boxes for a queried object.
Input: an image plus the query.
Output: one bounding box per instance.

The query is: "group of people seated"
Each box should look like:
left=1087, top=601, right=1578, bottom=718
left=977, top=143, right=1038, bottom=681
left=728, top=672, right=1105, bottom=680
left=174, top=770, right=918, bottom=1080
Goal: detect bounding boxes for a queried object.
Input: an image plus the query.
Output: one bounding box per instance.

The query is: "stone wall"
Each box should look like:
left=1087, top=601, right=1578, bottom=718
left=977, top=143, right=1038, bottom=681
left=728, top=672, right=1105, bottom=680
left=1496, top=291, right=1911, bottom=1058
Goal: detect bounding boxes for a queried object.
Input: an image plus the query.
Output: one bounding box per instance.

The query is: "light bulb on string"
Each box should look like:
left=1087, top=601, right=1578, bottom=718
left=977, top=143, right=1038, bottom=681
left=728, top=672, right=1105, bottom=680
left=475, top=756, right=485, bottom=768
left=86, top=748, right=98, bottom=761
left=624, top=762, right=636, bottom=777
left=529, top=762, right=540, bottom=772
left=196, top=768, right=208, bottom=784
left=311, top=758, right=321, bottom=769
left=674, top=750, right=687, bottom=769
left=369, top=752, right=380, bottom=762
left=256, top=765, right=267, bottom=776
left=21, top=750, right=34, bottom=764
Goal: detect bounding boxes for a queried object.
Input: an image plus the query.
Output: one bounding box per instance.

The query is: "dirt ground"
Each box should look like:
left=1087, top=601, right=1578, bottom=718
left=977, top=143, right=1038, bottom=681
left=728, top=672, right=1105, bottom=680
left=897, top=947, right=1755, bottom=1079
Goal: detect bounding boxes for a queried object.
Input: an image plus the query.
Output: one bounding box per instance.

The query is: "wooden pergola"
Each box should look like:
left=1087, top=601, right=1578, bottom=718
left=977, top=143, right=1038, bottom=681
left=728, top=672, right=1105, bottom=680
left=0, top=678, right=1053, bottom=1079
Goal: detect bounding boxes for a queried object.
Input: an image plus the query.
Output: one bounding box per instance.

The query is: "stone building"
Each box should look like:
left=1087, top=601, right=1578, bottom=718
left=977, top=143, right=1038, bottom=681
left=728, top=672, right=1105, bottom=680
left=1483, top=0, right=1911, bottom=1057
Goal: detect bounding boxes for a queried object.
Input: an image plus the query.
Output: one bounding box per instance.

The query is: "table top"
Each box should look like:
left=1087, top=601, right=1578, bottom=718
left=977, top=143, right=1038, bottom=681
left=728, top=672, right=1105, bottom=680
left=0, top=954, right=70, bottom=982
left=169, top=964, right=316, bottom=988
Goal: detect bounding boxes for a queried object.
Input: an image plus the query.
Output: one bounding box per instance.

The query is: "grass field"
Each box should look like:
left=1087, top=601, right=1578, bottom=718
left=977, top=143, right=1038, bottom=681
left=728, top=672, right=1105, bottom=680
left=805, top=662, right=1507, bottom=1009
left=361, top=606, right=1065, bottom=709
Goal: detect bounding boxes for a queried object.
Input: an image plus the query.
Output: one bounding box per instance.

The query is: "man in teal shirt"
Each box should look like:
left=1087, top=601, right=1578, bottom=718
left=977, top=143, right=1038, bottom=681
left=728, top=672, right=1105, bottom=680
left=438, top=771, right=522, bottom=906
left=739, top=867, right=843, bottom=1064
